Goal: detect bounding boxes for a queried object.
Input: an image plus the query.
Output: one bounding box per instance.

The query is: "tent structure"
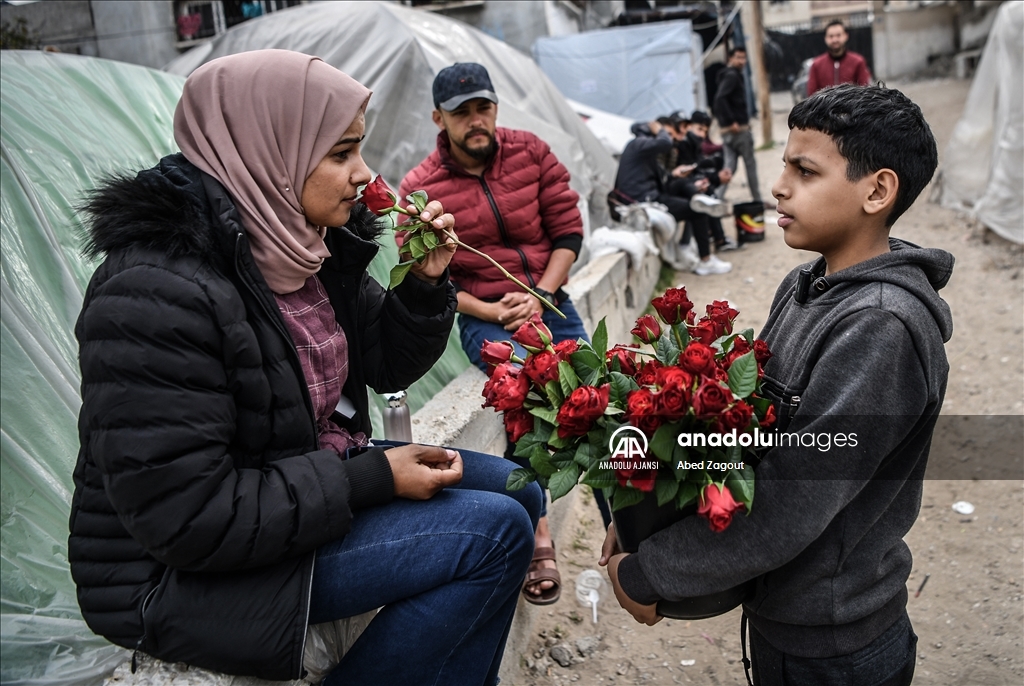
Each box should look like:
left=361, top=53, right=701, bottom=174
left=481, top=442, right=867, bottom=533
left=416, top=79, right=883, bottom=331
left=165, top=0, right=619, bottom=235
left=0, top=46, right=467, bottom=684
left=938, top=0, right=1023, bottom=244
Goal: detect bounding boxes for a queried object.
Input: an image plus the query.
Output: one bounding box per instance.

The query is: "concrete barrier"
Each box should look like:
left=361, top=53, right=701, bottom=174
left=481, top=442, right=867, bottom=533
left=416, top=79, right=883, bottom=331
left=107, top=250, right=663, bottom=685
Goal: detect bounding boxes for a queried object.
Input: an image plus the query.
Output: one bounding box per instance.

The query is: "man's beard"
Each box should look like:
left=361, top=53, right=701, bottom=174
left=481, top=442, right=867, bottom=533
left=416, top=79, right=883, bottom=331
left=455, top=130, right=497, bottom=161
left=827, top=45, right=847, bottom=58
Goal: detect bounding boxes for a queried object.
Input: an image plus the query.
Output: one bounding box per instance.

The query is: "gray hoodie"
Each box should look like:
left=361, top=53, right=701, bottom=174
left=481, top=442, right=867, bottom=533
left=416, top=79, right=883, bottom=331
left=618, top=238, right=954, bottom=658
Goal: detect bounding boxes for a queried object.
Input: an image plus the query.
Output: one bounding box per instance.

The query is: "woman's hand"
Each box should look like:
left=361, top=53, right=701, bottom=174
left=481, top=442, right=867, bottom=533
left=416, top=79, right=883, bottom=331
left=384, top=444, right=463, bottom=499
left=407, top=200, right=457, bottom=284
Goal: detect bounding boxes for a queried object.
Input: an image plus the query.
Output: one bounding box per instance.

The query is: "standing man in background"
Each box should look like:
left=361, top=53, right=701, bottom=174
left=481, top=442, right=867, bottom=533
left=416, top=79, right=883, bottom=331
left=807, top=20, right=872, bottom=96
left=713, top=47, right=763, bottom=206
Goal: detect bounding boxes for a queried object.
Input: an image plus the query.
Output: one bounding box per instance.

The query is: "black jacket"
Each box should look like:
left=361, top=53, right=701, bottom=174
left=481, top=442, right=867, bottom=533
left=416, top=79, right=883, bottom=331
left=619, top=240, right=953, bottom=658
left=68, top=154, right=456, bottom=679
left=613, top=124, right=674, bottom=203
left=713, top=66, right=749, bottom=128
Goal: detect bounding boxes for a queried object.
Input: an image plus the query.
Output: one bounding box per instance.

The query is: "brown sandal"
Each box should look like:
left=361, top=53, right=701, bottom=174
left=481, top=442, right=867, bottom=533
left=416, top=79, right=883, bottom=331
left=523, top=545, right=561, bottom=605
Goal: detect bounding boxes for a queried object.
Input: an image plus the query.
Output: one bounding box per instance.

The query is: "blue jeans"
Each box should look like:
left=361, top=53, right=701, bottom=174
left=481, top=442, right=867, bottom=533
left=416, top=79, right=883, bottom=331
left=749, top=611, right=918, bottom=686
left=310, top=446, right=542, bottom=686
left=458, top=296, right=589, bottom=373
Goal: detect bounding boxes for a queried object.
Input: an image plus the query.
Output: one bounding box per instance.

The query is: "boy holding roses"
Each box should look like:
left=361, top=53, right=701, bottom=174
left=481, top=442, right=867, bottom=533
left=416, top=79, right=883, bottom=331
left=602, top=85, right=953, bottom=686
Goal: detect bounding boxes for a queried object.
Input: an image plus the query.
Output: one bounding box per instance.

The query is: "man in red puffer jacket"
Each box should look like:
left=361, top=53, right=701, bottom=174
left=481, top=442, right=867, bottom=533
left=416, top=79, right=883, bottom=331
left=402, top=62, right=607, bottom=607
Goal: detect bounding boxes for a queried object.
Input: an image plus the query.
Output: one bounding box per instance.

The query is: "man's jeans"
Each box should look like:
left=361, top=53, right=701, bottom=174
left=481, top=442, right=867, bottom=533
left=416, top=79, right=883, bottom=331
left=721, top=128, right=762, bottom=203
left=750, top=611, right=918, bottom=686
left=310, top=447, right=542, bottom=686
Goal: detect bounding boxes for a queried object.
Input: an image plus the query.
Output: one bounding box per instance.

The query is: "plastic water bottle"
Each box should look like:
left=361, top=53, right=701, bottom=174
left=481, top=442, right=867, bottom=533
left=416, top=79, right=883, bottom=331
left=382, top=391, right=412, bottom=442
left=575, top=570, right=606, bottom=624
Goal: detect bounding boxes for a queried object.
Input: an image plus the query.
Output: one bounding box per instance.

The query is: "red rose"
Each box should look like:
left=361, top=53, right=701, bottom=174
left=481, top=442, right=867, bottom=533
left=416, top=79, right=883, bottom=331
left=654, top=365, right=692, bottom=389
left=512, top=313, right=552, bottom=353
left=504, top=407, right=534, bottom=444
left=679, top=342, right=717, bottom=376
left=360, top=175, right=397, bottom=215
left=634, top=359, right=663, bottom=388
left=651, top=287, right=694, bottom=324
left=690, top=320, right=718, bottom=346
left=615, top=464, right=657, bottom=492
left=631, top=314, right=661, bottom=344
left=480, top=339, right=515, bottom=369
left=706, top=300, right=738, bottom=323
left=652, top=367, right=693, bottom=421
left=606, top=345, right=639, bottom=376
left=626, top=388, right=662, bottom=436
left=753, top=339, right=772, bottom=365
left=523, top=350, right=561, bottom=387
left=693, top=379, right=731, bottom=418
left=719, top=400, right=754, bottom=431
left=697, top=483, right=745, bottom=532
left=556, top=385, right=609, bottom=439
left=553, top=339, right=579, bottom=361
left=760, top=403, right=777, bottom=428
left=731, top=337, right=752, bottom=355
left=481, top=362, right=529, bottom=411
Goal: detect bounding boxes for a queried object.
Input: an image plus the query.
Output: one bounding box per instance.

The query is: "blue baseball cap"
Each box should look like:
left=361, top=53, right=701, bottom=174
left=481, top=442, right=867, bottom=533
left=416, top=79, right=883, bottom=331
left=432, top=63, right=499, bottom=111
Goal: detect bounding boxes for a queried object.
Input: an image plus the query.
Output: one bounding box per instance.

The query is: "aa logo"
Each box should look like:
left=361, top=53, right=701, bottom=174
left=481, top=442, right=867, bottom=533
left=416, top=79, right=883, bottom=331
left=608, top=426, right=648, bottom=461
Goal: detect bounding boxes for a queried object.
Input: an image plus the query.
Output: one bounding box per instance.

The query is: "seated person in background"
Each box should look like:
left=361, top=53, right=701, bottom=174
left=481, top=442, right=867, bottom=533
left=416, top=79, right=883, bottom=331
left=671, top=110, right=738, bottom=252
left=611, top=118, right=733, bottom=276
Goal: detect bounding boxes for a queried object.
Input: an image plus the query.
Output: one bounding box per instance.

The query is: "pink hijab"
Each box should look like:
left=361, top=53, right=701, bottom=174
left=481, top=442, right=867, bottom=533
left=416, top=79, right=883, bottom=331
left=174, top=50, right=371, bottom=294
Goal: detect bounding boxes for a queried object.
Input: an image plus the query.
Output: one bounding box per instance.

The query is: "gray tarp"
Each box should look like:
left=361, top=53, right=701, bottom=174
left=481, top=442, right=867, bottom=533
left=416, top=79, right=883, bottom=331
left=164, top=0, right=619, bottom=234
left=0, top=45, right=469, bottom=684
left=532, top=19, right=707, bottom=122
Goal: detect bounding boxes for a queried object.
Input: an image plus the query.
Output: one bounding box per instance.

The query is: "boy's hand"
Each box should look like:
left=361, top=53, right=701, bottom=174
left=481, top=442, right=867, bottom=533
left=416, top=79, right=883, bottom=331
left=607, top=553, right=662, bottom=626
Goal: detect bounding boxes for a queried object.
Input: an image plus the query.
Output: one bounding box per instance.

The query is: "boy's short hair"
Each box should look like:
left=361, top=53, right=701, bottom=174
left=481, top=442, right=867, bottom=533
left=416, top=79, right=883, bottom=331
left=788, top=83, right=937, bottom=226
left=727, top=46, right=746, bottom=59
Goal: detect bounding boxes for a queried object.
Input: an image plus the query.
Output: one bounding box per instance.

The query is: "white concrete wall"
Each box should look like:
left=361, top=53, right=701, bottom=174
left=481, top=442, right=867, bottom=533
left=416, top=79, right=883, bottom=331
left=91, top=1, right=178, bottom=70
left=872, top=3, right=958, bottom=80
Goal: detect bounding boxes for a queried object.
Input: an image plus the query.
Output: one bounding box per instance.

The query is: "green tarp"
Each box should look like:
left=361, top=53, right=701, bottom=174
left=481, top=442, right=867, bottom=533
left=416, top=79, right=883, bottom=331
left=0, top=50, right=468, bottom=685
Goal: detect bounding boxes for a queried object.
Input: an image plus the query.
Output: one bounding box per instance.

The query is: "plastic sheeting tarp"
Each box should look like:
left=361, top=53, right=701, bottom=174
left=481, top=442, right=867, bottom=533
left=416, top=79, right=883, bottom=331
left=164, top=0, right=619, bottom=233
left=533, top=20, right=707, bottom=122
left=0, top=48, right=468, bottom=685
left=939, top=0, right=1023, bottom=244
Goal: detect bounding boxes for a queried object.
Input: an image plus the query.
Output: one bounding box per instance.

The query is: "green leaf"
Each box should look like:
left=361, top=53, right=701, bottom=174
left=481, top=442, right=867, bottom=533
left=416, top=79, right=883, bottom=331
left=422, top=230, right=439, bottom=250
left=725, top=464, right=755, bottom=512
left=558, top=360, right=579, bottom=397
left=406, top=189, right=429, bottom=213
left=407, top=234, right=427, bottom=260
left=608, top=371, right=639, bottom=408
left=610, top=486, right=646, bottom=512
left=543, top=380, right=564, bottom=406
left=738, top=328, right=755, bottom=346
left=530, top=447, right=557, bottom=477
left=651, top=422, right=679, bottom=462
left=656, top=329, right=681, bottom=366
left=547, top=432, right=570, bottom=450
left=506, top=467, right=536, bottom=491
left=570, top=348, right=603, bottom=386
left=513, top=429, right=547, bottom=459
left=548, top=463, right=581, bottom=501
left=573, top=442, right=596, bottom=469
left=727, top=351, right=758, bottom=398
left=388, top=261, right=414, bottom=289
left=592, top=318, right=609, bottom=358
left=529, top=407, right=558, bottom=424
left=672, top=322, right=690, bottom=348
left=676, top=481, right=701, bottom=509
left=581, top=460, right=618, bottom=489
left=655, top=477, right=680, bottom=506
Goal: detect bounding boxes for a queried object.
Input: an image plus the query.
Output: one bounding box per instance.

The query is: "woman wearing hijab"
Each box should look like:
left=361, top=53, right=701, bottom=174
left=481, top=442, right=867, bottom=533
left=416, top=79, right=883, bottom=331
left=68, top=50, right=541, bottom=685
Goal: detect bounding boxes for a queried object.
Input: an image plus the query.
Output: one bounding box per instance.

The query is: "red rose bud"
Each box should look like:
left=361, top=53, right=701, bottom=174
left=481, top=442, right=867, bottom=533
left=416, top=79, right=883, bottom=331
left=481, top=362, right=529, bottom=412
left=606, top=345, right=639, bottom=376
left=523, top=350, right=561, bottom=387
left=556, top=385, right=610, bottom=439
left=719, top=400, right=754, bottom=431
left=753, top=339, right=772, bottom=365
left=731, top=337, right=752, bottom=355
left=651, top=287, right=694, bottom=324
left=631, top=314, right=661, bottom=344
left=679, top=342, right=717, bottom=377
left=706, top=299, right=739, bottom=321
left=361, top=175, right=397, bottom=215
left=512, top=313, right=553, bottom=353
left=693, top=379, right=731, bottom=418
left=626, top=388, right=662, bottom=436
left=480, top=339, right=515, bottom=368
left=698, top=483, right=745, bottom=532
left=503, top=407, right=534, bottom=444
left=634, top=359, right=663, bottom=388
left=689, top=320, right=718, bottom=346
left=760, top=403, right=777, bottom=428
left=615, top=464, right=657, bottom=492
left=553, top=339, right=579, bottom=361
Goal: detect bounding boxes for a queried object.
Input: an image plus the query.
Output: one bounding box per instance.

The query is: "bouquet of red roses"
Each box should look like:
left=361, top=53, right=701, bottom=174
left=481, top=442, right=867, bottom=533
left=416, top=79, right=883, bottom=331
left=481, top=287, right=775, bottom=533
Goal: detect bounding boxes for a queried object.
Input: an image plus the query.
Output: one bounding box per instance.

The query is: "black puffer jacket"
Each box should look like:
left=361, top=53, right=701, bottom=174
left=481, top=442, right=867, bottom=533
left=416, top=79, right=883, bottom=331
left=68, top=154, right=456, bottom=679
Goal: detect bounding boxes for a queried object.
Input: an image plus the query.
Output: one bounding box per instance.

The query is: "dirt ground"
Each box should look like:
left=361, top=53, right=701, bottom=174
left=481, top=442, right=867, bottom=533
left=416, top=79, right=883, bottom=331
left=514, top=77, right=1024, bottom=686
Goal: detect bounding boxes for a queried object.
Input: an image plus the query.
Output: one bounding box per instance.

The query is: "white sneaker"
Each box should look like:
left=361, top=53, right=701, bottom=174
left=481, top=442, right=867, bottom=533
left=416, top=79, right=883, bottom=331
left=690, top=194, right=732, bottom=218
left=693, top=256, right=732, bottom=276
left=717, top=238, right=741, bottom=251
